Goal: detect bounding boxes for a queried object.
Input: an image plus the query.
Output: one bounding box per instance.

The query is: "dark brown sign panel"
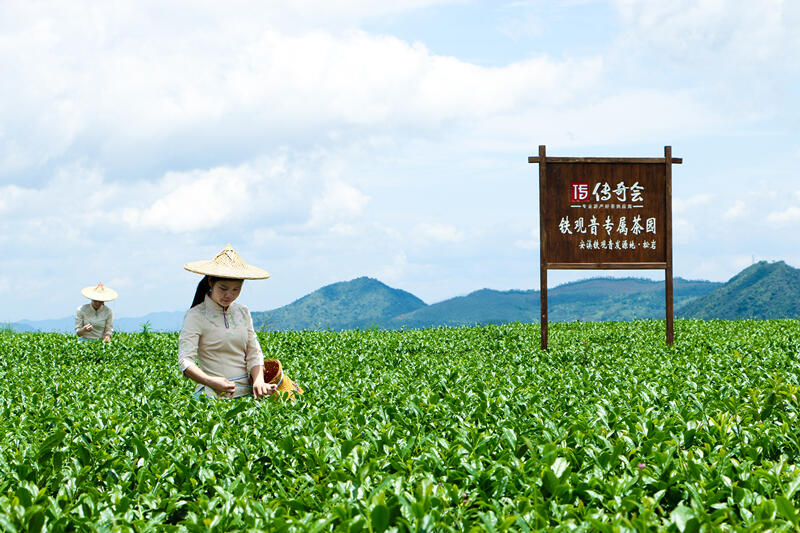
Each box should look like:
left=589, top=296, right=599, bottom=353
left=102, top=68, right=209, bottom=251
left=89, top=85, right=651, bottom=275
left=543, top=163, right=666, bottom=266
left=529, top=146, right=681, bottom=349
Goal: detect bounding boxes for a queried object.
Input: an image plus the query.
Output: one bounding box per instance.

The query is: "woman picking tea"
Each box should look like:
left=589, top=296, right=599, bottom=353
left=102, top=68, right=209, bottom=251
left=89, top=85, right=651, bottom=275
left=178, top=245, right=302, bottom=400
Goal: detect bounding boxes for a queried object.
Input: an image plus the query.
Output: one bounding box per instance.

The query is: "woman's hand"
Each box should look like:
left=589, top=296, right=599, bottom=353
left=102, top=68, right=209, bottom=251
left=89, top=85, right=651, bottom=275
left=102, top=335, right=111, bottom=343
left=251, top=377, right=277, bottom=400
left=82, top=324, right=94, bottom=333
left=207, top=376, right=236, bottom=398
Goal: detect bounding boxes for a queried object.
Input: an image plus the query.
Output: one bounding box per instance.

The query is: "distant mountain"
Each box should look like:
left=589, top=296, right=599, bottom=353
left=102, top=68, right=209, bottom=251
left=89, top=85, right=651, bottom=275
left=679, top=261, right=800, bottom=319
left=548, top=277, right=721, bottom=322
left=251, top=277, right=427, bottom=331
left=390, top=289, right=541, bottom=329
left=10, top=262, right=796, bottom=333
left=389, top=277, right=720, bottom=328
left=15, top=310, right=186, bottom=333
left=2, top=322, right=35, bottom=333
left=17, top=316, right=74, bottom=333
left=115, top=311, right=185, bottom=332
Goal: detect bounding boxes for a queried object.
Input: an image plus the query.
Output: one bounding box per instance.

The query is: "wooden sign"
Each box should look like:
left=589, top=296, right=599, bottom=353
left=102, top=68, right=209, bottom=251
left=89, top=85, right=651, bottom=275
left=529, top=146, right=681, bottom=349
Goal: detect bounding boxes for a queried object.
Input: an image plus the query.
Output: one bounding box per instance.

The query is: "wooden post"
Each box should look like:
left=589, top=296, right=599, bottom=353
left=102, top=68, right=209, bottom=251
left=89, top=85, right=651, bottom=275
left=665, top=146, right=674, bottom=345
left=538, top=145, right=548, bottom=350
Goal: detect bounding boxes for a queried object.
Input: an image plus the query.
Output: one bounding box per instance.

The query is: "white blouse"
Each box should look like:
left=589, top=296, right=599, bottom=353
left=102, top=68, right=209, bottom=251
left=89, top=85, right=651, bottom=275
left=178, top=295, right=264, bottom=398
left=75, top=303, right=114, bottom=340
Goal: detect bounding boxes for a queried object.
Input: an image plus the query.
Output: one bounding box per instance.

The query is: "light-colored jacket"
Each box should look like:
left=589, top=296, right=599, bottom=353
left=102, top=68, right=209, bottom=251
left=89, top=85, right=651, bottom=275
left=75, top=303, right=114, bottom=340
left=178, top=295, right=264, bottom=398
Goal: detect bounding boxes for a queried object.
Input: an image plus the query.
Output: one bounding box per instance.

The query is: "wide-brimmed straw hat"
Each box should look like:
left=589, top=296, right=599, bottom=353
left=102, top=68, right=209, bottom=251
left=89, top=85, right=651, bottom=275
left=263, top=359, right=304, bottom=401
left=81, top=282, right=118, bottom=302
left=184, top=244, right=270, bottom=280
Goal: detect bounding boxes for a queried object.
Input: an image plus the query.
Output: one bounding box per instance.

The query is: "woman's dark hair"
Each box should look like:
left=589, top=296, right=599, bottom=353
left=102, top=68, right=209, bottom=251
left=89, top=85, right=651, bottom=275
left=191, top=276, right=219, bottom=308
left=190, top=276, right=245, bottom=308
left=191, top=276, right=211, bottom=308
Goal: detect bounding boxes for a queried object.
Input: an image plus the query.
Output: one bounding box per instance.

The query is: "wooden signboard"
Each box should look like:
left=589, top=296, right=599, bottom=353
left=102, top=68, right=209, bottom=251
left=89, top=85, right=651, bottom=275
left=529, top=146, right=681, bottom=349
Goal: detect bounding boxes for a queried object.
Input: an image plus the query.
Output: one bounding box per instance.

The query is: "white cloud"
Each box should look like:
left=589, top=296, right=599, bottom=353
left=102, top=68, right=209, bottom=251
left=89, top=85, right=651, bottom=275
left=682, top=255, right=754, bottom=283
left=672, top=217, right=695, bottom=245
left=755, top=185, right=800, bottom=226
left=514, top=228, right=539, bottom=250
left=0, top=184, right=28, bottom=213
left=251, top=227, right=280, bottom=246
left=105, top=276, right=134, bottom=290
left=413, top=222, right=465, bottom=243
left=610, top=0, right=799, bottom=121
left=309, top=181, right=370, bottom=227
left=278, top=0, right=464, bottom=20
left=0, top=163, right=123, bottom=246
left=723, top=199, right=747, bottom=220
left=673, top=193, right=713, bottom=215
left=513, top=239, right=539, bottom=250
left=613, top=0, right=795, bottom=67
left=122, top=167, right=252, bottom=233
left=2, top=150, right=368, bottom=242
left=328, top=223, right=360, bottom=236
left=119, top=152, right=373, bottom=234
left=378, top=251, right=408, bottom=281
left=767, top=206, right=800, bottom=224
left=0, top=2, right=605, bottom=184
left=461, top=87, right=726, bottom=151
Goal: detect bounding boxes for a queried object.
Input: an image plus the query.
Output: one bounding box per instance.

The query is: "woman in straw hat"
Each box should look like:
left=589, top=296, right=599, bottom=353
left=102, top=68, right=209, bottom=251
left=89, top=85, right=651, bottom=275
left=178, top=245, right=303, bottom=400
left=75, top=283, right=117, bottom=342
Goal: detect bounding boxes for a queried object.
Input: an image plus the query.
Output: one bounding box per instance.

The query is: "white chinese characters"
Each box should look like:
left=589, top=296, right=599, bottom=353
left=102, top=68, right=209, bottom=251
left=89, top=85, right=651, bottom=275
left=585, top=181, right=644, bottom=203
left=579, top=239, right=656, bottom=251
left=559, top=216, right=656, bottom=236
left=560, top=214, right=657, bottom=253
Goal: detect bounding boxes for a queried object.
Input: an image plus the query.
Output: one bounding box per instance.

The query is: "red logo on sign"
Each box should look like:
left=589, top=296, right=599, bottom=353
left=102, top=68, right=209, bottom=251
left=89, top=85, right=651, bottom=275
left=571, top=182, right=590, bottom=202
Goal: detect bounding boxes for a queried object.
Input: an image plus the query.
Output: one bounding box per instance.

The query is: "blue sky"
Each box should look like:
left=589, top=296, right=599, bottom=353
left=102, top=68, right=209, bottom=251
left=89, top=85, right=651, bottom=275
left=1, top=0, right=799, bottom=322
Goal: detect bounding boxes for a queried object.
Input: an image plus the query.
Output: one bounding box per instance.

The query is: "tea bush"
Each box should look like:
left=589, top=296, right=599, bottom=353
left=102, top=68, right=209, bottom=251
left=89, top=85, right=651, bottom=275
left=1, top=319, right=800, bottom=531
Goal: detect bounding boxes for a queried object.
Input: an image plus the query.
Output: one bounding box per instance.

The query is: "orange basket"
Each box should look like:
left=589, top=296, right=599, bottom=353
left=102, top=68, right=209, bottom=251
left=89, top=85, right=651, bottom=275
left=261, top=358, right=304, bottom=401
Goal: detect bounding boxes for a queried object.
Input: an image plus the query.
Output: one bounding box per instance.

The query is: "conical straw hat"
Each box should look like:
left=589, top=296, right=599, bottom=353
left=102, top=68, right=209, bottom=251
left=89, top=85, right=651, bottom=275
left=81, top=282, right=118, bottom=302
left=184, top=244, right=270, bottom=280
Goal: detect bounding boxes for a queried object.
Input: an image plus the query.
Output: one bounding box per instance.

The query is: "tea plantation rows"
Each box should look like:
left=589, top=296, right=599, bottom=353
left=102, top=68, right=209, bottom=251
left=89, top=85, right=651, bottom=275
left=1, top=319, right=800, bottom=531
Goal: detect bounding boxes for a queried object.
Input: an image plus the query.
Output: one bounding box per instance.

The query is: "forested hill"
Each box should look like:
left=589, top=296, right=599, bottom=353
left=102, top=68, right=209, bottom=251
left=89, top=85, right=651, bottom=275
left=251, top=275, right=722, bottom=331
left=250, top=277, right=426, bottom=331
left=11, top=262, right=798, bottom=333
left=677, top=261, right=800, bottom=320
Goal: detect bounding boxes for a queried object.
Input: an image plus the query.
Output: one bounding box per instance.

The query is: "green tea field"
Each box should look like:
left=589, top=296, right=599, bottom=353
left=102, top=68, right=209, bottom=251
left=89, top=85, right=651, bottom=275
left=2, top=319, right=800, bottom=531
